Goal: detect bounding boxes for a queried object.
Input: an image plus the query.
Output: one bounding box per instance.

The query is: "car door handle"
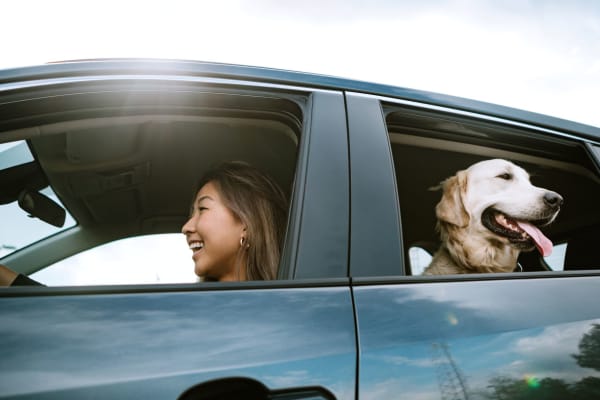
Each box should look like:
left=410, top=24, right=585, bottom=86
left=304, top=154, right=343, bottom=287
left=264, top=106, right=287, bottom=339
left=177, top=376, right=337, bottom=400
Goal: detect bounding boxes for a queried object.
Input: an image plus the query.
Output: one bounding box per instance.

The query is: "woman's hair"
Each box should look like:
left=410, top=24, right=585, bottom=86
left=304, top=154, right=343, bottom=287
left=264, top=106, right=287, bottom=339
left=195, top=161, right=288, bottom=280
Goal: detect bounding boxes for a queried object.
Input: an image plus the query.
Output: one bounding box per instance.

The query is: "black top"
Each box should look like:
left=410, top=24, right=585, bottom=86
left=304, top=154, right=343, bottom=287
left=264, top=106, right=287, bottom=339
left=11, top=273, right=44, bottom=286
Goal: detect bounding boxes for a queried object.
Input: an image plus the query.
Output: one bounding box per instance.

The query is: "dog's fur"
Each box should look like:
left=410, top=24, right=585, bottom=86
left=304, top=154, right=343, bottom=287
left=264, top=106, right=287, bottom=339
left=423, top=159, right=563, bottom=275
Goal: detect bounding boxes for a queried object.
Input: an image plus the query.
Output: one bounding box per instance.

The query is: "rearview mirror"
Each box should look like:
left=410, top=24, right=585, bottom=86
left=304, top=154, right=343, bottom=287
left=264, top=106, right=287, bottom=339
left=18, top=189, right=66, bottom=228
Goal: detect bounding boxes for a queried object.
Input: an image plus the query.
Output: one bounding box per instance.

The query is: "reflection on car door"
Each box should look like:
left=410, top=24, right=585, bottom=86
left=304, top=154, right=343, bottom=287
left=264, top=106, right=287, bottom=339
left=0, top=286, right=356, bottom=399
left=354, top=277, right=600, bottom=399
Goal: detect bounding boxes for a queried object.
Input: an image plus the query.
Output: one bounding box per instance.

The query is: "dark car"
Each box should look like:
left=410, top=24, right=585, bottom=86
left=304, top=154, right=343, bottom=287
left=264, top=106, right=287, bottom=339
left=1, top=59, right=599, bottom=399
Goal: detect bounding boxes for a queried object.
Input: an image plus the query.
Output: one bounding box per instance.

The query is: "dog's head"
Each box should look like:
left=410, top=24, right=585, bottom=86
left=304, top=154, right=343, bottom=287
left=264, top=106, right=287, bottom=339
left=436, top=159, right=563, bottom=257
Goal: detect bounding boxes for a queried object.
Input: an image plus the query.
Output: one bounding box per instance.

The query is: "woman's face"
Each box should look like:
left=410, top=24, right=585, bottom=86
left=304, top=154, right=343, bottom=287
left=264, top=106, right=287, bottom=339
left=181, top=181, right=246, bottom=281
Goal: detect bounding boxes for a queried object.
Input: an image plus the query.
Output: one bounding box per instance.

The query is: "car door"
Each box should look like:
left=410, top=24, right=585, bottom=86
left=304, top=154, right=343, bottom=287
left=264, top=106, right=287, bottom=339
left=0, top=64, right=355, bottom=400
left=347, top=92, right=600, bottom=399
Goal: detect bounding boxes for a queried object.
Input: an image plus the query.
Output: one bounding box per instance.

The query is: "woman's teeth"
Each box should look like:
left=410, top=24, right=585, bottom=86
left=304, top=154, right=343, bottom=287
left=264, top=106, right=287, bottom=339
left=190, top=241, right=204, bottom=251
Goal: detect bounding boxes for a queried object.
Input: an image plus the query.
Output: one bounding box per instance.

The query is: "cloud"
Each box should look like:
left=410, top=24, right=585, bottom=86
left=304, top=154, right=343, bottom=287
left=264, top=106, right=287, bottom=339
left=501, top=320, right=600, bottom=382
left=382, top=355, right=440, bottom=368
left=262, top=370, right=311, bottom=387
left=360, top=377, right=441, bottom=400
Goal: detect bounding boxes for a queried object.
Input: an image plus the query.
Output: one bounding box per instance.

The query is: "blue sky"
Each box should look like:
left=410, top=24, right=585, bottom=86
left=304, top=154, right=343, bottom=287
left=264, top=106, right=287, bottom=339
left=2, top=0, right=599, bottom=128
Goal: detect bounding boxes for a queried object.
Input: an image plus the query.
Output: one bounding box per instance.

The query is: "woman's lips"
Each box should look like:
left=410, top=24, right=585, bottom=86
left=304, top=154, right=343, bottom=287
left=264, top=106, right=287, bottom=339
left=189, top=241, right=204, bottom=260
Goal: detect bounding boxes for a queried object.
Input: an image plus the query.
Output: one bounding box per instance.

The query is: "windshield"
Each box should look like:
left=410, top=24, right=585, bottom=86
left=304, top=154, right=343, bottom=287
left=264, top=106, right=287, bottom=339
left=0, top=141, right=76, bottom=258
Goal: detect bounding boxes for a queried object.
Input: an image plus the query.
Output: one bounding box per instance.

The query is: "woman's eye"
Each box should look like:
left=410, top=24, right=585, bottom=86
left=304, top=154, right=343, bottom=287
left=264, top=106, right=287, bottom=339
left=497, top=173, right=512, bottom=180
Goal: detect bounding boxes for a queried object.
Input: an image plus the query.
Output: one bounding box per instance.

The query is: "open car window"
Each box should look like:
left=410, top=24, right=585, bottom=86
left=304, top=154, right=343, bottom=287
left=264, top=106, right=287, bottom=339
left=0, top=76, right=319, bottom=285
left=383, top=103, right=600, bottom=276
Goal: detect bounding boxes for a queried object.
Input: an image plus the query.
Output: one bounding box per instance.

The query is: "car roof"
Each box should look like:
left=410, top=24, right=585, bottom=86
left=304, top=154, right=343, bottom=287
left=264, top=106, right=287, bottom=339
left=1, top=58, right=599, bottom=141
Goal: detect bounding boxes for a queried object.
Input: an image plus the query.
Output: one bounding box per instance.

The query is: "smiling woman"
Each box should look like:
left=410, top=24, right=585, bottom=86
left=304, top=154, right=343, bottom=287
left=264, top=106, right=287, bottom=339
left=182, top=161, right=288, bottom=282
left=20, top=162, right=289, bottom=286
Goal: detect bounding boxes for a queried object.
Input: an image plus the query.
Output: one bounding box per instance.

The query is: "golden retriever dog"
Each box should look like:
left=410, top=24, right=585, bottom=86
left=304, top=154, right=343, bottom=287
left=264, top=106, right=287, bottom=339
left=423, top=159, right=563, bottom=275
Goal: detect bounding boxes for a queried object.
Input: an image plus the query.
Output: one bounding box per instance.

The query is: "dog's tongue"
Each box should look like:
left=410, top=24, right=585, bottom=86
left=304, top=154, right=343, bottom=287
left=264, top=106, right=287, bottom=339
left=517, top=221, right=553, bottom=257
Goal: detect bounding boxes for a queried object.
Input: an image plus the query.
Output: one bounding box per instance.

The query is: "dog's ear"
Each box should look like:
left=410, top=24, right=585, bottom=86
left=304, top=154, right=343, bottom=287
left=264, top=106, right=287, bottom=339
left=435, top=170, right=469, bottom=228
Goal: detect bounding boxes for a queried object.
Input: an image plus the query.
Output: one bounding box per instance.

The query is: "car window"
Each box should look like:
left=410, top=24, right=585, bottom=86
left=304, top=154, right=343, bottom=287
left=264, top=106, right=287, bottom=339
left=0, top=141, right=76, bottom=258
left=0, top=141, right=33, bottom=169
left=30, top=234, right=197, bottom=285
left=0, top=82, right=338, bottom=285
left=407, top=246, right=433, bottom=275
left=384, top=103, right=600, bottom=276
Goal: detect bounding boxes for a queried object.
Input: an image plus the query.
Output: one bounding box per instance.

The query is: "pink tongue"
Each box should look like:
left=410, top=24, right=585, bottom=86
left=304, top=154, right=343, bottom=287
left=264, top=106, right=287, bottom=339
left=516, top=221, right=553, bottom=257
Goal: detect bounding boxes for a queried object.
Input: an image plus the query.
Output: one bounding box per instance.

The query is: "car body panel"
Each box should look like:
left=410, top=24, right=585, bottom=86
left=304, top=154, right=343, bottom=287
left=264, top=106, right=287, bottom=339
left=289, top=91, right=349, bottom=279
left=354, top=275, right=600, bottom=399
left=0, top=285, right=356, bottom=399
left=346, top=92, right=404, bottom=277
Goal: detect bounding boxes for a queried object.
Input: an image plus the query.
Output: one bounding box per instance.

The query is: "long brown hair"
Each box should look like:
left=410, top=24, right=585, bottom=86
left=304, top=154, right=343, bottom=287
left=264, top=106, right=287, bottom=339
left=194, top=161, right=288, bottom=280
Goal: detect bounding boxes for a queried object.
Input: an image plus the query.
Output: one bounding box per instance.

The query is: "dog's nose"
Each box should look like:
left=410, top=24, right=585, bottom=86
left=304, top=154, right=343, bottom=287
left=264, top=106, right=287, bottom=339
left=544, top=191, right=563, bottom=208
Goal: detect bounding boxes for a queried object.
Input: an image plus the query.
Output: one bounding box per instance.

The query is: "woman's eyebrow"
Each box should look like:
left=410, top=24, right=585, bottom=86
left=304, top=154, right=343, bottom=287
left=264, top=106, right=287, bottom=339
left=196, top=195, right=214, bottom=204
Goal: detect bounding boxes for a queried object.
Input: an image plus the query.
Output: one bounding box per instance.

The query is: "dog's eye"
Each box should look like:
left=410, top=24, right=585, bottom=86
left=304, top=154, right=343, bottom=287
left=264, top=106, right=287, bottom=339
left=497, top=173, right=512, bottom=180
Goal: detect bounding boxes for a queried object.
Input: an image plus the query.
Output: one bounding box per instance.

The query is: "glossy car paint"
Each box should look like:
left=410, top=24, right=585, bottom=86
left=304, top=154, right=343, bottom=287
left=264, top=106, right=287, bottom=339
left=354, top=276, right=600, bottom=399
left=0, top=286, right=356, bottom=399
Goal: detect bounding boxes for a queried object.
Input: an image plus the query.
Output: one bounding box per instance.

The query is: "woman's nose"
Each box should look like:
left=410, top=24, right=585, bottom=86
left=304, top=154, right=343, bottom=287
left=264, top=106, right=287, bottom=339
left=181, top=216, right=195, bottom=234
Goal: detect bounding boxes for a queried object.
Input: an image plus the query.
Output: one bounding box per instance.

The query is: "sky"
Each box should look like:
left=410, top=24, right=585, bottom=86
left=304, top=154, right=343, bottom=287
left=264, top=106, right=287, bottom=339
left=2, top=0, right=600, bottom=128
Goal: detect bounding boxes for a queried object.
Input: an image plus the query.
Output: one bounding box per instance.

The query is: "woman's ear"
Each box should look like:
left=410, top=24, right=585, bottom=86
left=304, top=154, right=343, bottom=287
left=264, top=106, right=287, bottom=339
left=435, top=170, right=469, bottom=228
left=240, top=226, right=251, bottom=249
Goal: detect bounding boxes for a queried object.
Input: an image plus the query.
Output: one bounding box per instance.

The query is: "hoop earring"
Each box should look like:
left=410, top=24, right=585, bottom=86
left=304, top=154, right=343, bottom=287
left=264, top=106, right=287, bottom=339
left=240, top=237, right=250, bottom=249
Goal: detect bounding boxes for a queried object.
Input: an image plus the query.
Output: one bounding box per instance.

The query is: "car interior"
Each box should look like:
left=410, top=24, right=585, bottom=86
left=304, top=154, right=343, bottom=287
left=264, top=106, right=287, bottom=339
left=385, top=105, right=600, bottom=275
left=0, top=88, right=302, bottom=280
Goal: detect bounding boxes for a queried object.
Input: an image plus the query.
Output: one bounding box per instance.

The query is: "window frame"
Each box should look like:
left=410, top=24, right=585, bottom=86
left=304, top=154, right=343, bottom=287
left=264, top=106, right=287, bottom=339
left=0, top=75, right=350, bottom=291
left=347, top=91, right=600, bottom=279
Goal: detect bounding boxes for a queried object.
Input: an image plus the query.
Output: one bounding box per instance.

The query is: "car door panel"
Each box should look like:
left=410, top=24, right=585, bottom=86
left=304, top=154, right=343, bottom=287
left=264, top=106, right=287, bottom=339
left=0, top=286, right=355, bottom=399
left=354, top=276, right=600, bottom=399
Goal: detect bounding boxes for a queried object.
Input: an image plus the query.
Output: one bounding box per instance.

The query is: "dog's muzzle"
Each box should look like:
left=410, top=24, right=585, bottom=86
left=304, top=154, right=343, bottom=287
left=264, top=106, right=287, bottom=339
left=481, top=205, right=559, bottom=257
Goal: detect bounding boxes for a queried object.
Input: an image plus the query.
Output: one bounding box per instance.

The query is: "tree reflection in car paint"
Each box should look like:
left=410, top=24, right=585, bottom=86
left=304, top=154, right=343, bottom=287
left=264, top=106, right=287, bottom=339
left=355, top=278, right=600, bottom=400
left=359, top=319, right=600, bottom=399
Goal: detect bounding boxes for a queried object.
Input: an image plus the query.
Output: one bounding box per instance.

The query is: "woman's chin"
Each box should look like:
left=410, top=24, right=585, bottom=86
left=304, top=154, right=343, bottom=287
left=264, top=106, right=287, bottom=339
left=195, top=265, right=220, bottom=281
left=194, top=264, right=207, bottom=278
